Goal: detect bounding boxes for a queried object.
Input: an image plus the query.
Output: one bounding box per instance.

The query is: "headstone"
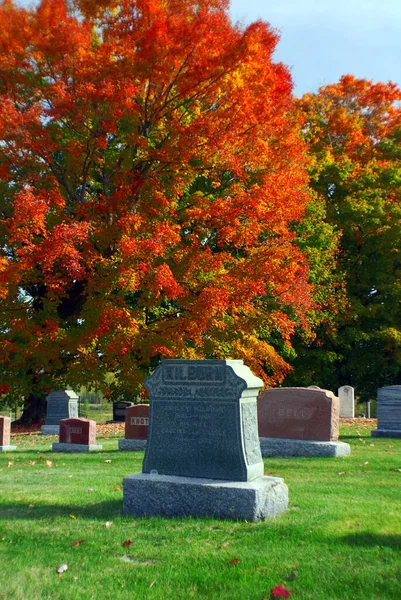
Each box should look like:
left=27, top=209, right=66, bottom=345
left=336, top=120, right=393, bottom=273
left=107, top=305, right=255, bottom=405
left=118, top=404, right=149, bottom=451
left=41, top=390, right=79, bottom=435
left=0, top=416, right=17, bottom=451
left=257, top=387, right=350, bottom=457
left=52, top=418, right=102, bottom=452
left=112, top=401, right=134, bottom=422
left=123, top=360, right=288, bottom=521
left=338, top=385, right=355, bottom=418
left=371, top=386, right=401, bottom=438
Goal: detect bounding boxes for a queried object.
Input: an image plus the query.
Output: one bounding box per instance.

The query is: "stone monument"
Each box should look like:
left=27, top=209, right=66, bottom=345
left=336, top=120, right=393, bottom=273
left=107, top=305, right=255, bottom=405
left=118, top=404, right=149, bottom=451
left=123, top=359, right=288, bottom=521
left=112, top=401, right=134, bottom=422
left=41, top=390, right=79, bottom=435
left=52, top=418, right=102, bottom=452
left=0, top=416, right=16, bottom=451
left=338, top=385, right=355, bottom=418
left=371, top=386, right=401, bottom=438
left=258, top=387, right=350, bottom=457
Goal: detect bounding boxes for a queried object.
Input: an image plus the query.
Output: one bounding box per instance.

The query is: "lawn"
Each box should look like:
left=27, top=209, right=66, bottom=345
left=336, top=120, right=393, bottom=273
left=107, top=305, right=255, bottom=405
left=1, top=420, right=400, bottom=600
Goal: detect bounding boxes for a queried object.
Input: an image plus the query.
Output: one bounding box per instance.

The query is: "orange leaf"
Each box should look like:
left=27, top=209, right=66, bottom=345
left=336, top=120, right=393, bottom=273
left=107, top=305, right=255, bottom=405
left=122, top=540, right=132, bottom=547
left=227, top=558, right=240, bottom=565
left=72, top=540, right=86, bottom=546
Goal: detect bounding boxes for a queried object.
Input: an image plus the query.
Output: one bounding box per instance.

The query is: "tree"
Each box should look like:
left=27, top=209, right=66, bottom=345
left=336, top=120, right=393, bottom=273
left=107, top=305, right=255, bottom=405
left=0, top=0, right=313, bottom=421
left=291, top=75, right=401, bottom=401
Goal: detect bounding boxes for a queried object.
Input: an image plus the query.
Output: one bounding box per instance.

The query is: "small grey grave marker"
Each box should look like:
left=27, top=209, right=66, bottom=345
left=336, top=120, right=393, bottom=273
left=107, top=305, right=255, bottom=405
left=41, top=390, right=79, bottom=435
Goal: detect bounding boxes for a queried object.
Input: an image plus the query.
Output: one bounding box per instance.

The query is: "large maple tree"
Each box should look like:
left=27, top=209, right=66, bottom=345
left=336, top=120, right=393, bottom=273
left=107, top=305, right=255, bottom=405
left=0, top=0, right=313, bottom=421
left=290, top=75, right=401, bottom=401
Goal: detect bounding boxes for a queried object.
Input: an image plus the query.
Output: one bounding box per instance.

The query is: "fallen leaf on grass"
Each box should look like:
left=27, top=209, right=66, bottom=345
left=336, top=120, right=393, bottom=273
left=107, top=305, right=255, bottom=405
left=227, top=558, right=240, bottom=565
left=27, top=460, right=36, bottom=466
left=149, top=581, right=156, bottom=588
left=28, top=504, right=35, bottom=508
left=360, top=461, right=369, bottom=466
left=56, top=564, right=68, bottom=574
left=286, top=571, right=299, bottom=581
left=369, top=443, right=375, bottom=447
left=113, top=485, right=122, bottom=491
left=70, top=515, right=76, bottom=519
left=104, top=460, right=112, bottom=463
left=338, top=472, right=348, bottom=475
left=86, top=488, right=94, bottom=493
left=7, top=462, right=13, bottom=468
left=105, top=521, right=113, bottom=528
left=72, top=540, right=86, bottom=546
left=270, top=584, right=296, bottom=598
left=122, top=540, right=132, bottom=547
left=46, top=460, right=52, bottom=468
left=221, top=542, right=230, bottom=548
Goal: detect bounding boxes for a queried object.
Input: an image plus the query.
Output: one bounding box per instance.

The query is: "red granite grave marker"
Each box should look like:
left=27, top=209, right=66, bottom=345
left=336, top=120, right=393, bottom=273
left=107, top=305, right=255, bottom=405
left=257, top=388, right=340, bottom=441
left=125, top=405, right=149, bottom=440
left=59, top=418, right=96, bottom=445
left=0, top=416, right=11, bottom=446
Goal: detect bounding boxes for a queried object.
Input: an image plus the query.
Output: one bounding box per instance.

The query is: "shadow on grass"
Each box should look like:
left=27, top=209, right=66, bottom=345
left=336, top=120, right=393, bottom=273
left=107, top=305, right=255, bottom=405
left=342, top=532, right=401, bottom=549
left=0, top=499, right=123, bottom=520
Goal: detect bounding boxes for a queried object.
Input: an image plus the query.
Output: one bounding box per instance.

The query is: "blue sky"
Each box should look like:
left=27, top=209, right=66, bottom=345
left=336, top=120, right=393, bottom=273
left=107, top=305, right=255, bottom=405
left=17, top=0, right=401, bottom=96
left=230, top=0, right=401, bottom=95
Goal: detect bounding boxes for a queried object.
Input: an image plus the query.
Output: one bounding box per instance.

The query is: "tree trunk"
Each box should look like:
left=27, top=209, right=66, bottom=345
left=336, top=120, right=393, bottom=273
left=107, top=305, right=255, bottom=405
left=15, top=393, right=47, bottom=425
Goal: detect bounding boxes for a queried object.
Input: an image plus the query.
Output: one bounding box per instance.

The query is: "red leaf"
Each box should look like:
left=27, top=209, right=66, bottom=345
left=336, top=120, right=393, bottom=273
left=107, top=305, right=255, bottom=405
left=71, top=540, right=86, bottom=546
left=227, top=558, right=240, bottom=565
left=270, top=585, right=295, bottom=598
left=122, top=540, right=132, bottom=547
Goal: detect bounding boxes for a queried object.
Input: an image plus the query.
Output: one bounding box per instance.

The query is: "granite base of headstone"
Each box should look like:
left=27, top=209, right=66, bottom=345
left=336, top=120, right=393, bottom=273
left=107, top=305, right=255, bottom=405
left=52, top=418, right=102, bottom=452
left=259, top=438, right=350, bottom=457
left=338, top=385, right=355, bottom=418
left=371, top=386, right=401, bottom=438
left=0, top=416, right=17, bottom=451
left=258, top=387, right=351, bottom=458
left=123, top=360, right=289, bottom=521
left=118, top=404, right=149, bottom=451
left=41, top=390, right=79, bottom=435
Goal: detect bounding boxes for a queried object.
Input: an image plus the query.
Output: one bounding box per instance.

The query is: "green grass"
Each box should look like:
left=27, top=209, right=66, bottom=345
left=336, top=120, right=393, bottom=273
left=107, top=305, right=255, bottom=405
left=1, top=423, right=401, bottom=600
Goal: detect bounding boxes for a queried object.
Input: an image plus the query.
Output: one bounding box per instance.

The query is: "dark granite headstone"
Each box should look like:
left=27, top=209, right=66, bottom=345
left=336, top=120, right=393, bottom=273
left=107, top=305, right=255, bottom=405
left=112, top=401, right=134, bottom=422
left=59, top=418, right=96, bottom=445
left=372, top=386, right=401, bottom=438
left=45, top=390, right=79, bottom=425
left=142, top=359, right=264, bottom=482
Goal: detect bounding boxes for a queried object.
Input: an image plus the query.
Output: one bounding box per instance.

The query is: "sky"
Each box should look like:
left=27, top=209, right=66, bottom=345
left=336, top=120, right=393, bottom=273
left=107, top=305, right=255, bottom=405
left=17, top=0, right=401, bottom=97
left=230, top=0, right=401, bottom=96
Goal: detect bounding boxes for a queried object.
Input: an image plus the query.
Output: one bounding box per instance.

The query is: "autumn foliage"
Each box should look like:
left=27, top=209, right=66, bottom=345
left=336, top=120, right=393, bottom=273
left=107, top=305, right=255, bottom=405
left=290, top=76, right=401, bottom=399
left=0, top=0, right=313, bottom=416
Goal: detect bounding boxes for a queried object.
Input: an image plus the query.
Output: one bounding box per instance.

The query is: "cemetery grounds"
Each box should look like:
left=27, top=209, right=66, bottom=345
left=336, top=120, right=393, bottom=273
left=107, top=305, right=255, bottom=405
left=0, top=419, right=400, bottom=600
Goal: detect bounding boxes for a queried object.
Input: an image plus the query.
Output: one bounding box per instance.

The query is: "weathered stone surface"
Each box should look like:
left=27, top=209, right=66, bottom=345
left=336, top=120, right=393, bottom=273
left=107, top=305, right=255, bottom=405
left=260, top=437, right=351, bottom=457
left=0, top=416, right=16, bottom=451
left=59, top=418, right=96, bottom=445
left=41, top=390, right=79, bottom=435
left=142, top=359, right=264, bottom=482
left=257, top=387, right=340, bottom=441
left=0, top=416, right=11, bottom=446
left=371, top=385, right=401, bottom=438
left=338, top=385, right=355, bottom=418
left=125, top=404, right=149, bottom=440
left=123, top=473, right=288, bottom=521
left=52, top=443, right=102, bottom=452
left=118, top=438, right=147, bottom=451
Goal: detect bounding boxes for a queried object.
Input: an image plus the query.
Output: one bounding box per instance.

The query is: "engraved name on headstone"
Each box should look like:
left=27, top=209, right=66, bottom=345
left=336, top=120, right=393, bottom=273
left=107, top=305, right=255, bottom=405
left=125, top=404, right=149, bottom=440
left=143, top=360, right=264, bottom=481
